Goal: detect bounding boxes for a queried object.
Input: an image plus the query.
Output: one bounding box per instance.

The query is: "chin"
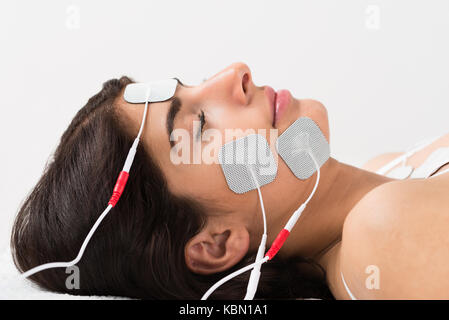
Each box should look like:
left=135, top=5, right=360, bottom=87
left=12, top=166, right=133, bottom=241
left=279, top=98, right=330, bottom=144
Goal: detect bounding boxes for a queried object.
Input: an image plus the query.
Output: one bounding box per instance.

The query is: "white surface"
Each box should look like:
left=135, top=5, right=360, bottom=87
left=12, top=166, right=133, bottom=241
left=0, top=249, right=127, bottom=300
left=1, top=0, right=449, bottom=254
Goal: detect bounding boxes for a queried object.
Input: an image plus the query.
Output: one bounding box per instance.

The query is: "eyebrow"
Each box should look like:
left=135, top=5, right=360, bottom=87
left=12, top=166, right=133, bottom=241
left=166, top=80, right=183, bottom=147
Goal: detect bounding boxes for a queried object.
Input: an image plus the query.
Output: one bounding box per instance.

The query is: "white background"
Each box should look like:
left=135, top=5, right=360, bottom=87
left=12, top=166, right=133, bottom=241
left=1, top=0, right=448, bottom=251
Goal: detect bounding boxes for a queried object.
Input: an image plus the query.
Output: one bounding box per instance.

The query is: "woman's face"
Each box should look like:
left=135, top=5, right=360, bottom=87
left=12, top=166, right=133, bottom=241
left=119, top=62, right=329, bottom=269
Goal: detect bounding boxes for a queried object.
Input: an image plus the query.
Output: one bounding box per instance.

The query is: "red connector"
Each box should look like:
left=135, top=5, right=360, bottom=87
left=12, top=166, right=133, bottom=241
left=108, top=171, right=129, bottom=207
left=265, top=229, right=290, bottom=260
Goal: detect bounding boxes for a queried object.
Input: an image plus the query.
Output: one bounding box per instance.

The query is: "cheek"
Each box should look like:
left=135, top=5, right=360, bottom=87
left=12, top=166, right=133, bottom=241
left=168, top=160, right=258, bottom=216
left=165, top=161, right=230, bottom=201
left=194, top=164, right=229, bottom=196
left=206, top=104, right=269, bottom=139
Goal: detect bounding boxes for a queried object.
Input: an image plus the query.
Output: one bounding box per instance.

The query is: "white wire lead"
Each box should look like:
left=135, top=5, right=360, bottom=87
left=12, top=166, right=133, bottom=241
left=21, top=88, right=152, bottom=279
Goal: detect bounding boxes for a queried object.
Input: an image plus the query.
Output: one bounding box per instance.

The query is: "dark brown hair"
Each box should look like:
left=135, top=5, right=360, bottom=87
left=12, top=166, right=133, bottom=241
left=10, top=76, right=333, bottom=299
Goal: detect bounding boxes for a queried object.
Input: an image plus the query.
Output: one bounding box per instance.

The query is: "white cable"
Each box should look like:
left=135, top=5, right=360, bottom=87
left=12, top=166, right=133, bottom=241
left=285, top=149, right=320, bottom=232
left=123, top=89, right=150, bottom=172
left=243, top=166, right=268, bottom=300
left=248, top=167, right=267, bottom=235
left=201, top=256, right=269, bottom=300
left=21, top=87, right=152, bottom=279
left=304, top=150, right=320, bottom=206
left=21, top=204, right=113, bottom=279
left=136, top=89, right=151, bottom=139
left=202, top=147, right=322, bottom=300
left=202, top=166, right=268, bottom=300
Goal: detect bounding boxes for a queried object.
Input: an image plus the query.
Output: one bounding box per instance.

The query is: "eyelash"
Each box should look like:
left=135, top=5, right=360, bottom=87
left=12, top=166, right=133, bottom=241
left=198, top=110, right=206, bottom=133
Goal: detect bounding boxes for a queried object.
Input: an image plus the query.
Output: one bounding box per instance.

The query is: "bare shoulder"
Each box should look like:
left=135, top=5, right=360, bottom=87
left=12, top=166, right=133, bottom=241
left=340, top=178, right=449, bottom=299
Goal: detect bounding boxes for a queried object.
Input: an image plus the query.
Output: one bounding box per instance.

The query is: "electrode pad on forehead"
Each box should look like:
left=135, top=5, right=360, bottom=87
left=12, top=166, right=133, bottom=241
left=218, top=134, right=277, bottom=194
left=123, top=78, right=178, bottom=103
left=276, top=117, right=330, bottom=180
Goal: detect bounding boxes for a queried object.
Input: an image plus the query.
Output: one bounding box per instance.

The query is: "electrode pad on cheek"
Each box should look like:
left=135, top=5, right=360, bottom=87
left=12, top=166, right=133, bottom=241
left=276, top=117, right=330, bottom=180
left=218, top=134, right=277, bottom=194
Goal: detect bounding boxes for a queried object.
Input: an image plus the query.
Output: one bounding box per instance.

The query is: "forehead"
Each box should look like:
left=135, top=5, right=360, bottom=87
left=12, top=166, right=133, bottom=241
left=116, top=88, right=173, bottom=163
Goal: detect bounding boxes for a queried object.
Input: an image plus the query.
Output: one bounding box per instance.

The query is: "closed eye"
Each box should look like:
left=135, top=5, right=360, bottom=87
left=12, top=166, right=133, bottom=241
left=196, top=110, right=206, bottom=141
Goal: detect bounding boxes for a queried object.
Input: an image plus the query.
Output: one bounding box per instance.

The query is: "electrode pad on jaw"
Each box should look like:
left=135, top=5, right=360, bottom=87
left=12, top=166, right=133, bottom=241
left=276, top=117, right=330, bottom=180
left=218, top=134, right=277, bottom=194
left=123, top=78, right=178, bottom=103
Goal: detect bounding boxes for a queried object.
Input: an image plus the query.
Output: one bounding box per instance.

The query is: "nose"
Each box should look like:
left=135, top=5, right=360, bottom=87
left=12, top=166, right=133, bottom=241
left=206, top=62, right=254, bottom=105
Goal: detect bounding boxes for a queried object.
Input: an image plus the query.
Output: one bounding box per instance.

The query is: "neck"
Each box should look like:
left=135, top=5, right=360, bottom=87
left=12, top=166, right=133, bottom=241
left=275, top=157, right=393, bottom=265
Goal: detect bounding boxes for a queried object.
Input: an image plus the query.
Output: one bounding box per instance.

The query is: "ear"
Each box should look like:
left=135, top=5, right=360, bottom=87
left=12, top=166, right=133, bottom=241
left=184, top=223, right=250, bottom=275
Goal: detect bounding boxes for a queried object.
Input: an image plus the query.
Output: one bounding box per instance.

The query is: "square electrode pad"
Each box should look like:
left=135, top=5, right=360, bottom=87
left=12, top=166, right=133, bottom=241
left=276, top=117, right=330, bottom=180
left=218, top=134, right=277, bottom=194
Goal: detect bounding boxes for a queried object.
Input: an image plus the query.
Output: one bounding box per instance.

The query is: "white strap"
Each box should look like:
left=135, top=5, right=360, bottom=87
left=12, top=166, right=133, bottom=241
left=376, top=135, right=442, bottom=175
left=410, top=147, right=449, bottom=179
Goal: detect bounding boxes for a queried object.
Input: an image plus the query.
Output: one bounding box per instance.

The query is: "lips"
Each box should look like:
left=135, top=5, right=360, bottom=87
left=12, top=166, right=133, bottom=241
left=274, top=89, right=291, bottom=126
left=264, top=86, right=291, bottom=127
left=264, top=86, right=276, bottom=126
